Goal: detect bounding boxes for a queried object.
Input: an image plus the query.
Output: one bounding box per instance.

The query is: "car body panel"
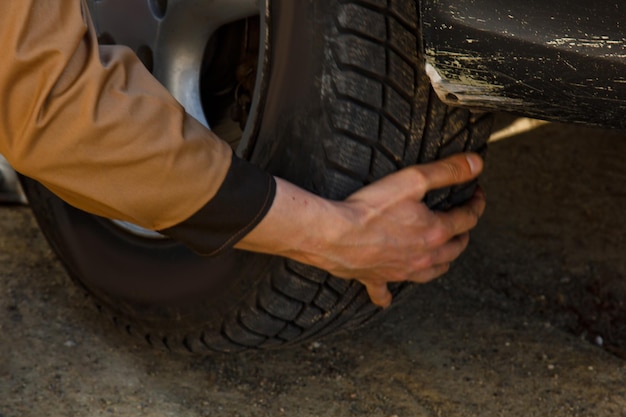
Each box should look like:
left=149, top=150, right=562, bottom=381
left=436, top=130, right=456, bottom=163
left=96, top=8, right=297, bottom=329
left=420, top=0, right=626, bottom=129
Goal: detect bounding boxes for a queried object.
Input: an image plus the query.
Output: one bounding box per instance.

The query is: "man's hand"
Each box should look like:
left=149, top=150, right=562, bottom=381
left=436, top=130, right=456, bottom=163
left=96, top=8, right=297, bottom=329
left=316, top=154, right=485, bottom=306
left=236, top=153, right=486, bottom=308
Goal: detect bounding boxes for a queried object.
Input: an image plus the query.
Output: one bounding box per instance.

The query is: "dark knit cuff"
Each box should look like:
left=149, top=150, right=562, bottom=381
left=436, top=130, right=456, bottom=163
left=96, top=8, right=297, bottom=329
left=159, top=155, right=276, bottom=256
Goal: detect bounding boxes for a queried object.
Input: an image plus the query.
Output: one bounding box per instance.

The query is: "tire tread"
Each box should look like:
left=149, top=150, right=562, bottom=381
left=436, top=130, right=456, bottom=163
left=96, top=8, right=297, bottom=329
left=23, top=0, right=492, bottom=353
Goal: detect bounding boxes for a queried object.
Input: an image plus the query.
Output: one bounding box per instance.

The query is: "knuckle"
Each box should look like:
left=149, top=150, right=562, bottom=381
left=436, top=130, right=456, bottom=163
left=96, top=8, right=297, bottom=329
left=416, top=263, right=451, bottom=283
left=410, top=167, right=427, bottom=184
left=458, top=234, right=471, bottom=250
left=408, top=168, right=428, bottom=194
left=400, top=268, right=415, bottom=282
left=458, top=206, right=480, bottom=231
left=444, top=160, right=465, bottom=182
left=430, top=264, right=450, bottom=279
left=471, top=199, right=483, bottom=217
left=415, top=254, right=435, bottom=270
left=467, top=210, right=480, bottom=228
left=396, top=273, right=410, bottom=283
left=428, top=224, right=451, bottom=247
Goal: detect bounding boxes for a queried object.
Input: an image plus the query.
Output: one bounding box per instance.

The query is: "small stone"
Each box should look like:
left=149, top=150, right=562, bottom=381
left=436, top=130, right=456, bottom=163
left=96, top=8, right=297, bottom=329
left=308, top=342, right=322, bottom=350
left=64, top=340, right=76, bottom=348
left=547, top=364, right=555, bottom=371
left=595, top=336, right=604, bottom=347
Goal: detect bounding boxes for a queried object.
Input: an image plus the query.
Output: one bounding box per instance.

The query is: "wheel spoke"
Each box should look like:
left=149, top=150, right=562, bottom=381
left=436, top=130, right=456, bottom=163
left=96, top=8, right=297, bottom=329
left=154, top=0, right=260, bottom=125
left=89, top=0, right=260, bottom=126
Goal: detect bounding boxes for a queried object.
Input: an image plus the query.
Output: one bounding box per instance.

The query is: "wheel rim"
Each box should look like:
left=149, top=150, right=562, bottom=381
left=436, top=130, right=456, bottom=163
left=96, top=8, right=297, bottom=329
left=88, top=0, right=259, bottom=125
left=86, top=0, right=267, bottom=238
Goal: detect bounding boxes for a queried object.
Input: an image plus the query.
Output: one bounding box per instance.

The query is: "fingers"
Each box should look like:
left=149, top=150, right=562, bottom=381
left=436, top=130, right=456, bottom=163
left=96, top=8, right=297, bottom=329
left=365, top=282, right=393, bottom=308
left=408, top=263, right=451, bottom=283
left=436, top=187, right=486, bottom=238
left=344, top=155, right=486, bottom=309
left=345, top=154, right=484, bottom=208
left=363, top=262, right=452, bottom=306
left=414, top=153, right=483, bottom=194
left=362, top=232, right=472, bottom=307
left=428, top=233, right=470, bottom=267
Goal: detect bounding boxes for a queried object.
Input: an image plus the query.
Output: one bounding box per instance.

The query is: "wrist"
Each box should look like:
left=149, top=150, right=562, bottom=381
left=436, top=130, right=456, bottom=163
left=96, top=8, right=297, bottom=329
left=235, top=178, right=343, bottom=267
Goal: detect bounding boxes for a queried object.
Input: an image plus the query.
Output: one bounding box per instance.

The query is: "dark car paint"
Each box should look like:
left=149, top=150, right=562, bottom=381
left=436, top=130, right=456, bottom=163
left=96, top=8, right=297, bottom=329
left=420, top=0, right=626, bottom=129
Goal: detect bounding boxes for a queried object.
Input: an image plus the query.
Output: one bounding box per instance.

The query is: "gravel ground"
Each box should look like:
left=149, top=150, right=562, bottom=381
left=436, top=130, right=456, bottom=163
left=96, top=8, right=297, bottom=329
left=1, top=118, right=625, bottom=417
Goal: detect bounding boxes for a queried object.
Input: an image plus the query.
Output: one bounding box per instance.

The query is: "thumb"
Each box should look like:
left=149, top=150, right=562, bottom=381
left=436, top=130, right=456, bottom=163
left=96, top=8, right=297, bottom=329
left=416, top=153, right=483, bottom=193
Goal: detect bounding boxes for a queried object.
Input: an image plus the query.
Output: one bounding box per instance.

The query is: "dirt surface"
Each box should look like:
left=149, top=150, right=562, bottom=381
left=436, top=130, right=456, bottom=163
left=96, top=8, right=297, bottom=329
left=2, top=118, right=626, bottom=417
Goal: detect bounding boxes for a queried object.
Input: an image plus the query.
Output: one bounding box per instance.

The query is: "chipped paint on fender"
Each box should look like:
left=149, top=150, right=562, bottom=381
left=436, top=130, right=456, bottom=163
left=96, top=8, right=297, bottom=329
left=419, top=0, right=626, bottom=127
left=425, top=62, right=525, bottom=108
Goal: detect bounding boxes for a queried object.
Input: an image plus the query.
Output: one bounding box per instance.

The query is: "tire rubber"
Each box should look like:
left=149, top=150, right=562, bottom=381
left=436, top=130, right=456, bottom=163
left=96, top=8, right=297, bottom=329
left=21, top=0, right=492, bottom=353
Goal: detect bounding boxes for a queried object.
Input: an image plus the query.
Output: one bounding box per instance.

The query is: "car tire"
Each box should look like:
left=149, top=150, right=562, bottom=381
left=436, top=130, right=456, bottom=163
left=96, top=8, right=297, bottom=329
left=21, top=0, right=492, bottom=353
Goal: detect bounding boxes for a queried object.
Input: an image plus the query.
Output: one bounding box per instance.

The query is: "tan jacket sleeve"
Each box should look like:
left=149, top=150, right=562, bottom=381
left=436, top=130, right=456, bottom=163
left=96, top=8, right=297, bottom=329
left=0, top=1, right=275, bottom=251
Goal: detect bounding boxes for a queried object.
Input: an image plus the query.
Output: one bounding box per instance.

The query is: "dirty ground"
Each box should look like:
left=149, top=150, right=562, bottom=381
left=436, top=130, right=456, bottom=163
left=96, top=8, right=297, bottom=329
left=1, top=117, right=626, bottom=416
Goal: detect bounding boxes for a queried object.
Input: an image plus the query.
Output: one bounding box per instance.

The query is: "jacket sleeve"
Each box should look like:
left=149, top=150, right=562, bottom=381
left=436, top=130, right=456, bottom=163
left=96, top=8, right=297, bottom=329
left=0, top=1, right=275, bottom=255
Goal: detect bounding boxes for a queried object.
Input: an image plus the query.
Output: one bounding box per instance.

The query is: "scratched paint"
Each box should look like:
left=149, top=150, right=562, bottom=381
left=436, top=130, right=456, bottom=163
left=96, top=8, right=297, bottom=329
left=425, top=63, right=525, bottom=108
left=547, top=36, right=626, bottom=53
left=420, top=0, right=626, bottom=128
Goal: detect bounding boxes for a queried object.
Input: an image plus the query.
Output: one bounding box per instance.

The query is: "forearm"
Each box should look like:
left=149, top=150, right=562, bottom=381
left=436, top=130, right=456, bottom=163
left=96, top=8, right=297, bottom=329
left=234, top=177, right=345, bottom=266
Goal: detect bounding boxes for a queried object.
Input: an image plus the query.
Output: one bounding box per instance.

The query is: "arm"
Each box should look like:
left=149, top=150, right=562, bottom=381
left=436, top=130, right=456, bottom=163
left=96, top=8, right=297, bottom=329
left=0, top=1, right=235, bottom=230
